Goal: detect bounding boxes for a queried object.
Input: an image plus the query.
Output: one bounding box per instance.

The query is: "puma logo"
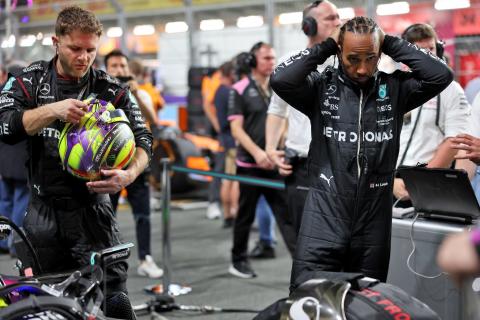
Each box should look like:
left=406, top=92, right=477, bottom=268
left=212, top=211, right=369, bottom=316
left=108, top=88, right=118, bottom=96
left=33, top=184, right=41, bottom=195
left=22, top=77, right=33, bottom=85
left=320, top=173, right=334, bottom=187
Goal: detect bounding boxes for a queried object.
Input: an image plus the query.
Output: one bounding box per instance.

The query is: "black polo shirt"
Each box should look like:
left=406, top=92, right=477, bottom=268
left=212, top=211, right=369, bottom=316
left=227, top=75, right=271, bottom=167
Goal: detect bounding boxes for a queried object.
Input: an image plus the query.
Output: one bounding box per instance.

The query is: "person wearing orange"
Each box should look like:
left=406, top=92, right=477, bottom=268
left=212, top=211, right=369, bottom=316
left=129, top=61, right=165, bottom=116
left=202, top=69, right=224, bottom=219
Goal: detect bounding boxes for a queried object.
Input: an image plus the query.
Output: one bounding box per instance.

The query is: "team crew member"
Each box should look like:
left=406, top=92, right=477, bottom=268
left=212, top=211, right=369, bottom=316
left=266, top=0, right=340, bottom=234
left=0, top=6, right=152, bottom=319
left=453, top=94, right=480, bottom=202
left=104, top=50, right=163, bottom=279
left=228, top=42, right=296, bottom=279
left=438, top=228, right=480, bottom=285
left=0, top=61, right=29, bottom=256
left=214, top=61, right=239, bottom=228
left=270, top=17, right=453, bottom=289
left=394, top=23, right=471, bottom=202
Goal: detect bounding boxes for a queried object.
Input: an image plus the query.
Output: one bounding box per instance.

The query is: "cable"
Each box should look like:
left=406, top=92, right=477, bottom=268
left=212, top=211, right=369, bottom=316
left=399, top=106, right=423, bottom=166
left=178, top=305, right=260, bottom=313
left=133, top=298, right=260, bottom=315
left=406, top=212, right=446, bottom=279
left=0, top=216, right=43, bottom=274
left=393, top=195, right=408, bottom=208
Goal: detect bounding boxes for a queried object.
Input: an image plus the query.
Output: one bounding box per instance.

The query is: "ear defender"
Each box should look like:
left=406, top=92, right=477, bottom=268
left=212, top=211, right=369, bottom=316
left=436, top=41, right=445, bottom=60
left=247, top=41, right=265, bottom=69
left=301, top=0, right=323, bottom=37
left=302, top=16, right=318, bottom=37
left=246, top=52, right=257, bottom=68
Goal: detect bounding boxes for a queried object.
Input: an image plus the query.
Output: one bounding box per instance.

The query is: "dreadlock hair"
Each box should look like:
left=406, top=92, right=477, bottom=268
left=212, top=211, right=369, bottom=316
left=338, top=16, right=379, bottom=47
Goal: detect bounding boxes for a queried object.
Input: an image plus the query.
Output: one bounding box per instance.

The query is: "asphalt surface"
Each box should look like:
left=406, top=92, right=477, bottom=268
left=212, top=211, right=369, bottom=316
left=0, top=202, right=292, bottom=320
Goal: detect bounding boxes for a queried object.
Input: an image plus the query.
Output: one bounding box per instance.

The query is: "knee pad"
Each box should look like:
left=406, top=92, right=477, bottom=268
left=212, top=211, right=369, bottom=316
left=105, top=292, right=137, bottom=320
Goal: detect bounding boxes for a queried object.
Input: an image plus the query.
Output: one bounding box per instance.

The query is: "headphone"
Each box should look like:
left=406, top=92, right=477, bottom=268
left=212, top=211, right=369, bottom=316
left=234, top=52, right=252, bottom=79
left=301, top=0, right=324, bottom=37
left=436, top=41, right=445, bottom=60
left=401, top=23, right=445, bottom=60
left=245, top=41, right=265, bottom=69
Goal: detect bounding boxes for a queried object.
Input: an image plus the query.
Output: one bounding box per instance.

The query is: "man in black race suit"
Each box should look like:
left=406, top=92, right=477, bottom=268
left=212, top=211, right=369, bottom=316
left=0, top=6, right=152, bottom=319
left=270, top=17, right=453, bottom=290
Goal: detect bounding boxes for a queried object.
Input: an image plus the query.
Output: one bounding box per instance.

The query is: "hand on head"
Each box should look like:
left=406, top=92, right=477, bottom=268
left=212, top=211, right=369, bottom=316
left=329, top=24, right=342, bottom=45
left=378, top=27, right=386, bottom=52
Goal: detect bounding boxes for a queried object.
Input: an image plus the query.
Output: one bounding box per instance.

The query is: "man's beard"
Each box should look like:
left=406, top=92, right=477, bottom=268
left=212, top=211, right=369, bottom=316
left=58, top=55, right=89, bottom=78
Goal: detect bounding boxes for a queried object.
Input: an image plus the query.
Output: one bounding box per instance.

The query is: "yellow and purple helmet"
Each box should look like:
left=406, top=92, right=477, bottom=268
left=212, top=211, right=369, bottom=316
left=58, top=98, right=136, bottom=180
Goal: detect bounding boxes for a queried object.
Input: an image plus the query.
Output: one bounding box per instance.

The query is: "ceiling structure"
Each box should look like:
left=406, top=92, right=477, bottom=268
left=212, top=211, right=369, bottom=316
left=0, top=0, right=449, bottom=30
left=0, top=0, right=478, bottom=63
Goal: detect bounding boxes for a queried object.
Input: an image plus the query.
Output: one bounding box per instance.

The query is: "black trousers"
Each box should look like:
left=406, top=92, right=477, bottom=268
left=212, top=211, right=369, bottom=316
left=290, top=189, right=392, bottom=292
left=110, top=172, right=151, bottom=260
left=231, top=167, right=296, bottom=263
left=22, top=195, right=128, bottom=294
left=208, top=151, right=225, bottom=203
left=285, top=158, right=309, bottom=236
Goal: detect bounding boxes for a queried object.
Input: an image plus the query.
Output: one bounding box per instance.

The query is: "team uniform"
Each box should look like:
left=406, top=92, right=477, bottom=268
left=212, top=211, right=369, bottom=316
left=0, top=58, right=153, bottom=295
left=397, top=81, right=470, bottom=166
left=227, top=75, right=296, bottom=266
left=267, top=53, right=334, bottom=235
left=270, top=35, right=453, bottom=289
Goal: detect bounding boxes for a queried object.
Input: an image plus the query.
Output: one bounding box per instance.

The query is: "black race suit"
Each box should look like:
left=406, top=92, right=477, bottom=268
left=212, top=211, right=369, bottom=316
left=0, top=59, right=153, bottom=295
left=270, top=35, right=453, bottom=289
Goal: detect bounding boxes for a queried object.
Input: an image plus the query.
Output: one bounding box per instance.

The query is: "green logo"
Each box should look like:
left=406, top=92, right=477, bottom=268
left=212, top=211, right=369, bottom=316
left=1, top=77, right=15, bottom=93
left=378, top=84, right=387, bottom=99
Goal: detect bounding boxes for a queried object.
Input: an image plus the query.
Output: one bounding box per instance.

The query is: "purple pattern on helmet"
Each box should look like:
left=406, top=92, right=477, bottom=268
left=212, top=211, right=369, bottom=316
left=65, top=99, right=116, bottom=174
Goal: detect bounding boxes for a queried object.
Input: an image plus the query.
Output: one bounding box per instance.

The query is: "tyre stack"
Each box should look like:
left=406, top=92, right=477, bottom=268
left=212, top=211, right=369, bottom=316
left=187, top=67, right=216, bottom=136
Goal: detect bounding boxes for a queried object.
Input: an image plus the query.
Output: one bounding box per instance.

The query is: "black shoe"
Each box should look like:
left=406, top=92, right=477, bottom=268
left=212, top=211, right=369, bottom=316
left=249, top=241, right=275, bottom=259
left=0, top=247, right=9, bottom=255
left=222, top=218, right=234, bottom=228
left=228, top=260, right=257, bottom=279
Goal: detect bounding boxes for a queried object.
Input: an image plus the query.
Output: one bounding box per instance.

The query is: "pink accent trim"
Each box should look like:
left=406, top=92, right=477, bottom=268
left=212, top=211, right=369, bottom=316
left=16, top=77, right=31, bottom=101
left=236, top=159, right=259, bottom=168
left=228, top=114, right=243, bottom=122
left=232, top=77, right=250, bottom=95
left=471, top=228, right=480, bottom=245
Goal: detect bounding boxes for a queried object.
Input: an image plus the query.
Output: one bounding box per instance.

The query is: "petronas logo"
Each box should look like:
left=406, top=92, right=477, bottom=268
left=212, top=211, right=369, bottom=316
left=378, top=84, right=387, bottom=99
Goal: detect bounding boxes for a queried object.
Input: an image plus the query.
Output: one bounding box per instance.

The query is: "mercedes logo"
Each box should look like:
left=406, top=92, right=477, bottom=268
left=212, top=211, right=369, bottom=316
left=327, top=84, right=337, bottom=95
left=39, top=83, right=50, bottom=95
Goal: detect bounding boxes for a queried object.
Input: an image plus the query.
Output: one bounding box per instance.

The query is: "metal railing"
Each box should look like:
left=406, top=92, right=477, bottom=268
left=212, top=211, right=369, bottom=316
left=159, top=158, right=285, bottom=294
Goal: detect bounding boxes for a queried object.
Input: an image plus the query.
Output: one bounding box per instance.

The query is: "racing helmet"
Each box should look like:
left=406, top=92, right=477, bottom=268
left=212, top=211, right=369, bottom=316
left=58, top=98, right=136, bottom=180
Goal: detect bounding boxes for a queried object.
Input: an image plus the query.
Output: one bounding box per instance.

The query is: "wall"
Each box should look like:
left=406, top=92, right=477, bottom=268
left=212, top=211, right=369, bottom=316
left=159, top=24, right=305, bottom=96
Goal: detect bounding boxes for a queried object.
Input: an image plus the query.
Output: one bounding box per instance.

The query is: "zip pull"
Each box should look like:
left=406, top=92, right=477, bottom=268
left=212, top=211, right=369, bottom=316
left=361, top=154, right=369, bottom=175
left=356, top=90, right=364, bottom=179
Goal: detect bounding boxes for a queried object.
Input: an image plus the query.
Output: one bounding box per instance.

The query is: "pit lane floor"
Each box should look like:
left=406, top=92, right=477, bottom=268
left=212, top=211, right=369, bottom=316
left=0, top=203, right=292, bottom=320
